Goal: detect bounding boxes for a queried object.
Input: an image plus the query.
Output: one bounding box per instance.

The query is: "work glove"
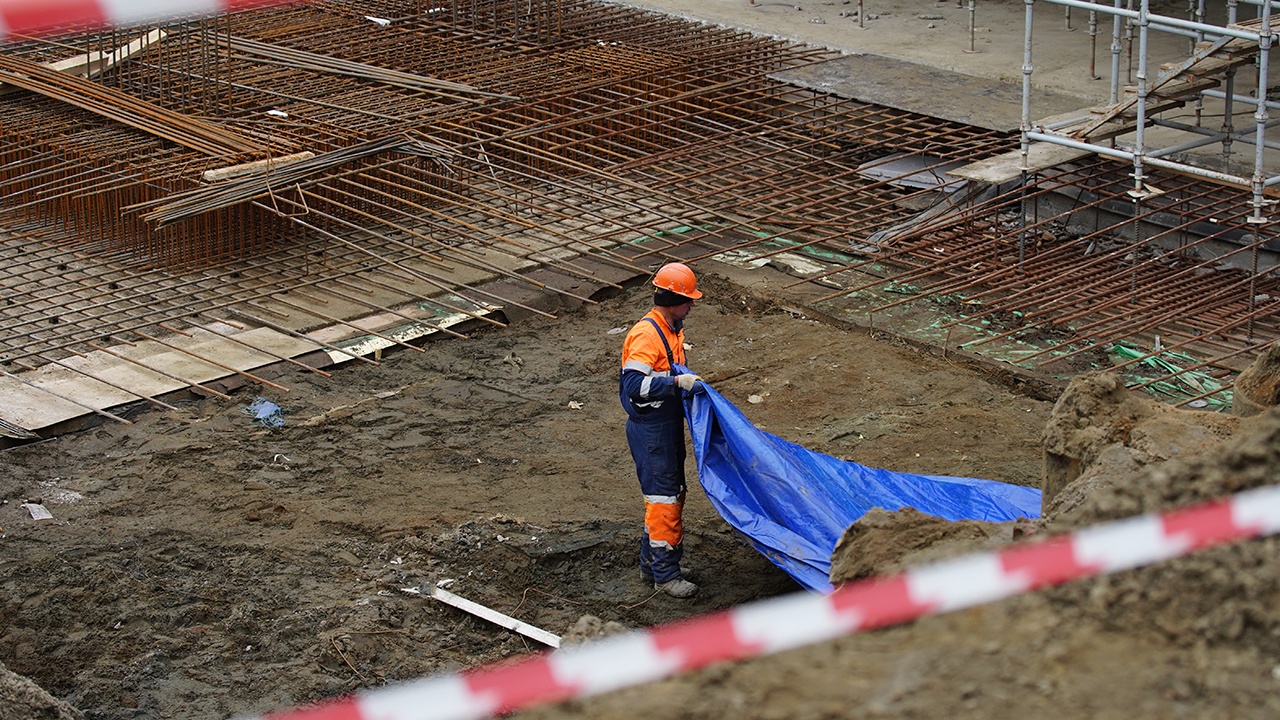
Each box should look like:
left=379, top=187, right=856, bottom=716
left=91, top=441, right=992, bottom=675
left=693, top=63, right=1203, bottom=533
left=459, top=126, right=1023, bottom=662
left=675, top=373, right=701, bottom=392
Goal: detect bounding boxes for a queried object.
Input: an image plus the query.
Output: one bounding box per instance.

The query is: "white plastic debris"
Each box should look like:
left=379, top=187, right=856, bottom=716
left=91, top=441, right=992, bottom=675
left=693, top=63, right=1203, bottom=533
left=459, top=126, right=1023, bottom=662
left=21, top=503, right=53, bottom=520
left=567, top=401, right=583, bottom=410
left=607, top=327, right=626, bottom=335
left=430, top=586, right=561, bottom=648
left=265, top=109, right=289, bottom=119
left=365, top=16, right=392, bottom=25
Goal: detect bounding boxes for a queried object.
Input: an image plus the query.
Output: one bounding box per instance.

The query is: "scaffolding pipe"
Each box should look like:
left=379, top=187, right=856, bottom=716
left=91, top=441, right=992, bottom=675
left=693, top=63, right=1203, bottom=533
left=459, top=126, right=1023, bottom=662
left=1020, top=0, right=1036, bottom=267
left=1110, top=0, right=1124, bottom=104
left=1249, top=2, right=1274, bottom=225
left=1090, top=9, right=1100, bottom=79
left=1040, top=0, right=1263, bottom=40
left=1201, top=88, right=1280, bottom=111
left=1147, top=116, right=1280, bottom=155
left=1025, top=130, right=1280, bottom=187
left=1192, top=0, right=1207, bottom=124
left=1131, top=0, right=1151, bottom=198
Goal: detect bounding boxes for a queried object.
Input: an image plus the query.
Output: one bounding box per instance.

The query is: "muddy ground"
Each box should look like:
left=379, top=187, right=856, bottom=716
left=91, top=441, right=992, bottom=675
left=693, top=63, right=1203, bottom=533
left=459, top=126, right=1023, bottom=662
left=1, top=267, right=1056, bottom=719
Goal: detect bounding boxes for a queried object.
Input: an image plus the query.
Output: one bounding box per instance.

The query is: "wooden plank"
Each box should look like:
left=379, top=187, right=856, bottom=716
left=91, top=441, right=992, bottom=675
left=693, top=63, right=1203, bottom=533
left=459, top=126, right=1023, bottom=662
left=1121, top=77, right=1233, bottom=100
left=1227, top=17, right=1266, bottom=31
left=948, top=142, right=1093, bottom=184
left=202, top=151, right=316, bottom=182
left=1075, top=33, right=1236, bottom=137
left=310, top=301, right=500, bottom=365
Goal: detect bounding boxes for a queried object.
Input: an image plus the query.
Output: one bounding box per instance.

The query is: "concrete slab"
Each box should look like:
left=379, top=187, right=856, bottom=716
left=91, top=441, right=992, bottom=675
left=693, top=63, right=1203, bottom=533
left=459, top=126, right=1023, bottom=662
left=769, top=53, right=1091, bottom=132
left=0, top=327, right=322, bottom=432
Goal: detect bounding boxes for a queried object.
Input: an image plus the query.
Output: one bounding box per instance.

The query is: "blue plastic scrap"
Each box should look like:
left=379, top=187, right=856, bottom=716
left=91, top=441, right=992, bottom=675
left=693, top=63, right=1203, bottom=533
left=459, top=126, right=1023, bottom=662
left=242, top=396, right=286, bottom=429
left=680, top=367, right=1042, bottom=594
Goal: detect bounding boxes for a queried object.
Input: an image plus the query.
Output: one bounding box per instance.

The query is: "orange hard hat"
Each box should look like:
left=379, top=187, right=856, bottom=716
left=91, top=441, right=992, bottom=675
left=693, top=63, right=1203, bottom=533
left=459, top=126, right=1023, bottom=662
left=653, top=262, right=702, bottom=299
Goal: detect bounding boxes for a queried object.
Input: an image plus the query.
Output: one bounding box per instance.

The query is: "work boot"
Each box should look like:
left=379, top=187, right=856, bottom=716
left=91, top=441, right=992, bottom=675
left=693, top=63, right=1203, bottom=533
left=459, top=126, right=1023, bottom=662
left=641, top=567, right=693, bottom=584
left=655, top=577, right=699, bottom=598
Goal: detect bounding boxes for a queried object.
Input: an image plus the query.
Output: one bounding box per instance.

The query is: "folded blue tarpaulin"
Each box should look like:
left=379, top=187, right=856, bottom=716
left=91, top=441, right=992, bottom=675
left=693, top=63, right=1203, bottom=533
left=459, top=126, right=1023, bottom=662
left=682, top=374, right=1042, bottom=593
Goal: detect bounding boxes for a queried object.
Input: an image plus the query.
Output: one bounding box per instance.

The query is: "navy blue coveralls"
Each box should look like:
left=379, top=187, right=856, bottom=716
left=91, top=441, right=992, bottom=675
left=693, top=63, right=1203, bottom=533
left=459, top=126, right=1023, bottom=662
left=619, top=310, right=691, bottom=584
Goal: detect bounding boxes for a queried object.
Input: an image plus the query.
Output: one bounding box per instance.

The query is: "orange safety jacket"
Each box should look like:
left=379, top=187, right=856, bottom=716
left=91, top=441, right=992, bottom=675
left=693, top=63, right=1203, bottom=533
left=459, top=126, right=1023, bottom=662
left=618, top=309, right=686, bottom=423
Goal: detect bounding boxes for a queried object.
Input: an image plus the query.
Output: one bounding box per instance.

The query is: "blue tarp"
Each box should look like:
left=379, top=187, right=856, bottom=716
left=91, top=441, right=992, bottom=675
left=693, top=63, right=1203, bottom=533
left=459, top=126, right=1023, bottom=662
left=683, top=374, right=1042, bottom=593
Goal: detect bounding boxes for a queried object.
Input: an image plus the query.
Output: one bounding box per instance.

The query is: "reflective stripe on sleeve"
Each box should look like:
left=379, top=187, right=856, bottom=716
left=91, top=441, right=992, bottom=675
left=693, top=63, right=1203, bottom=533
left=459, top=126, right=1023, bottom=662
left=638, top=371, right=671, bottom=400
left=623, top=359, right=652, bottom=373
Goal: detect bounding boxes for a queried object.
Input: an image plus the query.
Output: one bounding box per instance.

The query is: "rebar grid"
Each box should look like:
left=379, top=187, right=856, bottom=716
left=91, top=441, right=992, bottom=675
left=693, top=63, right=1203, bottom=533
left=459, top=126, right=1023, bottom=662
left=787, top=158, right=1278, bottom=405
left=0, top=0, right=1275, bottom=427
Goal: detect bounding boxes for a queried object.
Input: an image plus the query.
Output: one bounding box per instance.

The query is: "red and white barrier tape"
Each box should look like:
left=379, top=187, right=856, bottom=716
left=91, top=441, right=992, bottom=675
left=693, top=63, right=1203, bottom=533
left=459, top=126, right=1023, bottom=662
left=0, top=0, right=301, bottom=41
left=249, top=483, right=1280, bottom=720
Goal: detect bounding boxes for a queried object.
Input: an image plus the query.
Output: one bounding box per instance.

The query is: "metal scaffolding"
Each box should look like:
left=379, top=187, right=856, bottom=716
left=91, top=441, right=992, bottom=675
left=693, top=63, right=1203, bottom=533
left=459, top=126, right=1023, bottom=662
left=1021, top=0, right=1278, bottom=209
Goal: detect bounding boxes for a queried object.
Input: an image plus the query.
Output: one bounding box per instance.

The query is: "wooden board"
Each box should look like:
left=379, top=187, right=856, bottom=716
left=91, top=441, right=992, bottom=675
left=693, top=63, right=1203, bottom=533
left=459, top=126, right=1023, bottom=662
left=948, top=142, right=1094, bottom=184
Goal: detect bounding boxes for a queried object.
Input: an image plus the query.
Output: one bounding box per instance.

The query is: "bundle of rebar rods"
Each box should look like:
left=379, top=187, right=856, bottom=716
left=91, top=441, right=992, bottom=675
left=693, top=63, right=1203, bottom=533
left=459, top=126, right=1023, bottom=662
left=0, top=54, right=266, bottom=158
left=133, top=135, right=457, bottom=226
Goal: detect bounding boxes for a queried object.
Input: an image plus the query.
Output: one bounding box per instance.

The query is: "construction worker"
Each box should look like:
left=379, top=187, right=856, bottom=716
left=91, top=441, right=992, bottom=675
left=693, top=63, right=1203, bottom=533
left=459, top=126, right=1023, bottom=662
left=618, top=261, right=705, bottom=598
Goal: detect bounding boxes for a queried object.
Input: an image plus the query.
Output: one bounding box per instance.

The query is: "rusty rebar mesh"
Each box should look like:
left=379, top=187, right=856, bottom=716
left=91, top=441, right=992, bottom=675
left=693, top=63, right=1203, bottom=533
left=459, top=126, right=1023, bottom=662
left=0, top=0, right=1274, bottom=415
left=784, top=157, right=1279, bottom=406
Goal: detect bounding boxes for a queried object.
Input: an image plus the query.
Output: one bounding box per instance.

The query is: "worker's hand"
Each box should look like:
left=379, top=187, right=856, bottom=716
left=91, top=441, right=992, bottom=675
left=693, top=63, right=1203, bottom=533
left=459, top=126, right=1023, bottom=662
left=675, top=373, right=701, bottom=392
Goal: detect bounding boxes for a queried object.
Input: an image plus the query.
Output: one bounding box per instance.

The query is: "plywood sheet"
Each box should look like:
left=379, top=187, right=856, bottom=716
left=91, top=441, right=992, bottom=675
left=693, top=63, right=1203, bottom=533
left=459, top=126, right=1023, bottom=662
left=0, top=327, right=321, bottom=432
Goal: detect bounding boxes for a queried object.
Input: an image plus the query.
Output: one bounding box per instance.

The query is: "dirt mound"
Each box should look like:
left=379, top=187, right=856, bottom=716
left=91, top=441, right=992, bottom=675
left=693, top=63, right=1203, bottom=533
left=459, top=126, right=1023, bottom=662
left=1044, top=404, right=1280, bottom=656
left=0, top=660, right=81, bottom=720
left=829, top=507, right=1020, bottom=584
left=1042, top=371, right=1238, bottom=516
left=1233, top=341, right=1280, bottom=417
left=832, top=374, right=1280, bottom=659
left=559, top=615, right=629, bottom=646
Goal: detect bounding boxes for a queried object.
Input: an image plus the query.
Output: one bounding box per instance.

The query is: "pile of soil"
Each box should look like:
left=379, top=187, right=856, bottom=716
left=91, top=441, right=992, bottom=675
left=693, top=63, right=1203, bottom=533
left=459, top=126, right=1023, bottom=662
left=0, top=659, right=80, bottom=720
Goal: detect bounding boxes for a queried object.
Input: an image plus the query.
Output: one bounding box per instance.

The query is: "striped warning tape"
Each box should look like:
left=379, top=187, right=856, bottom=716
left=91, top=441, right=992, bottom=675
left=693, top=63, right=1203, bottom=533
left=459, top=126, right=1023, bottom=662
left=242, top=482, right=1280, bottom=720
left=0, top=1, right=301, bottom=41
